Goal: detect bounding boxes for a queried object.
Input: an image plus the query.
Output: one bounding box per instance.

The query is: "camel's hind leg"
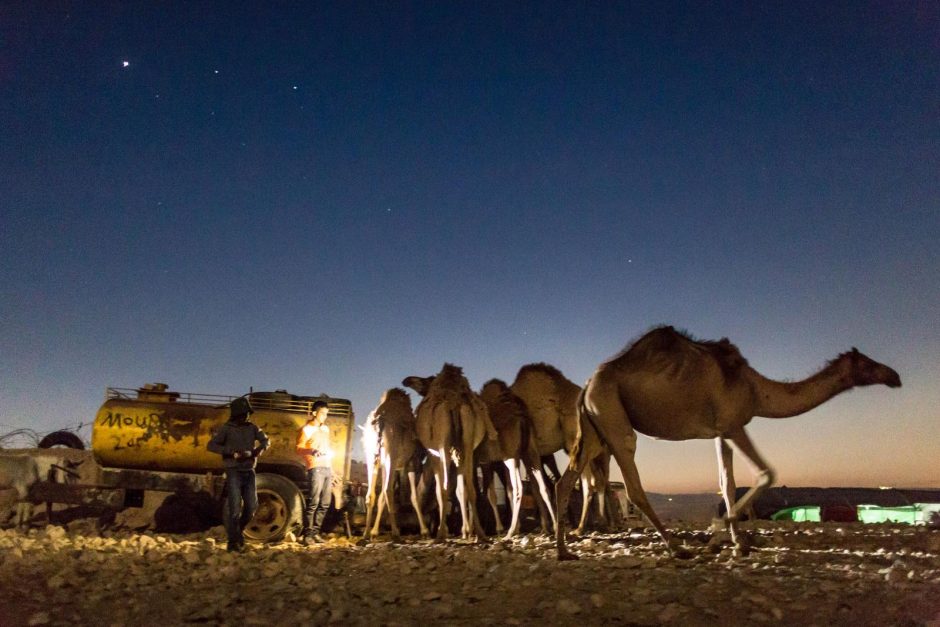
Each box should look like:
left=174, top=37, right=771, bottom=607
left=555, top=460, right=590, bottom=560
left=574, top=473, right=593, bottom=535
left=585, top=400, right=683, bottom=557
left=724, top=426, right=775, bottom=555
left=529, top=465, right=556, bottom=535
left=380, top=464, right=402, bottom=541
left=712, top=437, right=743, bottom=552
left=361, top=459, right=381, bottom=543
left=503, top=459, right=523, bottom=539
left=430, top=454, right=449, bottom=541
left=406, top=469, right=429, bottom=538
left=481, top=465, right=504, bottom=535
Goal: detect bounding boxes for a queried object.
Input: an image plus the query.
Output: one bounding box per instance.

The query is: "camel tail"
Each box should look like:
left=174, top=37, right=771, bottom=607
left=569, top=382, right=594, bottom=471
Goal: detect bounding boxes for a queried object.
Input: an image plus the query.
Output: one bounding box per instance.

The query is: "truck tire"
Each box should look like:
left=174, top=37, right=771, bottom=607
left=229, top=473, right=302, bottom=543
left=38, top=431, right=85, bottom=450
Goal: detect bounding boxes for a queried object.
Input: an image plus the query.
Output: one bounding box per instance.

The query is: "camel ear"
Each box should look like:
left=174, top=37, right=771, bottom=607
left=851, top=347, right=859, bottom=354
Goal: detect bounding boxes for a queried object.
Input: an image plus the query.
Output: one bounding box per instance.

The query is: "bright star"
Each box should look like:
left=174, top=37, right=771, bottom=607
left=122, top=61, right=130, bottom=68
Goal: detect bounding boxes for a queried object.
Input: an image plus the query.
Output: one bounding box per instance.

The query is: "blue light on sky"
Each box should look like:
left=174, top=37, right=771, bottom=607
left=1, top=3, right=937, bottom=491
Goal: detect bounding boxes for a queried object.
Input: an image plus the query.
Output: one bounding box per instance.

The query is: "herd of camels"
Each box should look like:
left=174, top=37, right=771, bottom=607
left=357, top=325, right=901, bottom=560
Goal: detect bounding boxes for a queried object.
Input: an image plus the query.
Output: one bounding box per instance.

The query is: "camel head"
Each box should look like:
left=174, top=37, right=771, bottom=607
left=842, top=348, right=902, bottom=388
left=479, top=378, right=510, bottom=403
left=379, top=387, right=412, bottom=409
left=404, top=364, right=469, bottom=397
left=402, top=375, right=433, bottom=397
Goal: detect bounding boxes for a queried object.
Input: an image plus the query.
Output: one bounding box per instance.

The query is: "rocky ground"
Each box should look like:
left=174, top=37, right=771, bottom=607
left=0, top=521, right=938, bottom=626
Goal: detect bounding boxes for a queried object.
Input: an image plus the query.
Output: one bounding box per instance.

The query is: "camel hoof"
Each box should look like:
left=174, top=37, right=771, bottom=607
left=557, top=550, right=579, bottom=562
left=733, top=541, right=751, bottom=558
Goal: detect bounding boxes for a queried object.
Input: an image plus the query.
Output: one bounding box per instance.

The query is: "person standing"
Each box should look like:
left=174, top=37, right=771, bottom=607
left=207, top=396, right=269, bottom=552
left=297, top=400, right=334, bottom=544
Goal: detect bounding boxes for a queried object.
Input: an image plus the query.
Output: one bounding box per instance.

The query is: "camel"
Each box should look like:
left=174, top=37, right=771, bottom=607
left=510, top=363, right=615, bottom=534
left=359, top=388, right=429, bottom=543
left=556, top=325, right=902, bottom=560
left=403, top=364, right=497, bottom=541
left=476, top=379, right=557, bottom=539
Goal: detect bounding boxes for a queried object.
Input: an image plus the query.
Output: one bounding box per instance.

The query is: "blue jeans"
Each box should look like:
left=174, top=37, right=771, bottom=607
left=303, top=467, right=332, bottom=534
left=225, top=469, right=258, bottom=546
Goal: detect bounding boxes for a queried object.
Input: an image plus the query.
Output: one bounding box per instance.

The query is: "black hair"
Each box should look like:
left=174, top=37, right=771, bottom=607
left=310, top=400, right=329, bottom=412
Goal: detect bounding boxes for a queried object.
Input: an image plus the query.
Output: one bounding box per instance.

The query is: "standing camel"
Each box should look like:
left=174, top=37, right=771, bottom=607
left=359, top=388, right=429, bottom=543
left=477, top=379, right=556, bottom=539
left=403, top=364, right=496, bottom=541
left=510, top=363, right=614, bottom=534
left=556, top=325, right=902, bottom=560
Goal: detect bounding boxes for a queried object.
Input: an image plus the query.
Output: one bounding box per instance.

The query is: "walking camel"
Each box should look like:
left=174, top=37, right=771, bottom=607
left=511, top=363, right=614, bottom=534
left=403, top=364, right=497, bottom=541
left=477, top=379, right=556, bottom=539
left=359, top=388, right=429, bottom=543
left=556, top=325, right=901, bottom=560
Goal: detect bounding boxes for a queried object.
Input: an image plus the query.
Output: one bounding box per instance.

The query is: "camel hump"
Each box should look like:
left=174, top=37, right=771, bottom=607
left=515, top=362, right=565, bottom=380
left=707, top=338, right=748, bottom=377
left=605, top=326, right=749, bottom=383
left=605, top=325, right=684, bottom=363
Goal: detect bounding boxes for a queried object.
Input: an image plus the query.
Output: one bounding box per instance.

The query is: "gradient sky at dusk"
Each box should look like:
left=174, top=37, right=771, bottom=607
left=2, top=2, right=937, bottom=492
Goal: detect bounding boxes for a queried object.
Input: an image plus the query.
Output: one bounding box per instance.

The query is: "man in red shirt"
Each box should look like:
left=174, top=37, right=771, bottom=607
left=296, top=400, right=333, bottom=544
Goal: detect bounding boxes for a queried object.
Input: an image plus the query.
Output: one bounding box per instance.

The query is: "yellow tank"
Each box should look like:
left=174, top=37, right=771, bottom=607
left=92, top=384, right=354, bottom=481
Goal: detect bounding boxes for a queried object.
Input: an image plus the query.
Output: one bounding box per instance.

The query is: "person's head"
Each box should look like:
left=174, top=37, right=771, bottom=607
left=230, top=396, right=254, bottom=423
left=309, top=400, right=329, bottom=424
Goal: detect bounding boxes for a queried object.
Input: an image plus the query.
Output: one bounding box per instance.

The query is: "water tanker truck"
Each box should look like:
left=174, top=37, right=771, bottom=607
left=32, top=383, right=354, bottom=542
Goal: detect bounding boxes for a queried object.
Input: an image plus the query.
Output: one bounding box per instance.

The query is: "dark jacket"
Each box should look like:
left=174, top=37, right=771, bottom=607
left=207, top=420, right=269, bottom=470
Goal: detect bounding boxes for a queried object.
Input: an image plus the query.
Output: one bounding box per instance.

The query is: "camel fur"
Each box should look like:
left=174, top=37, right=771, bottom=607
left=510, top=363, right=614, bottom=534
left=403, top=364, right=496, bottom=541
left=476, top=379, right=556, bottom=538
left=556, top=325, right=902, bottom=560
left=359, top=388, right=429, bottom=543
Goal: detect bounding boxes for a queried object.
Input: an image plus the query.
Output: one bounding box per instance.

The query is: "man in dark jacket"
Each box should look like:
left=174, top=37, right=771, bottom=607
left=208, top=396, right=269, bottom=552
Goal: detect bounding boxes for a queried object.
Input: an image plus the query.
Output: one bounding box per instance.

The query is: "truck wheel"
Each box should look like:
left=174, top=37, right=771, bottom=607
left=38, top=431, right=85, bottom=450
left=238, top=473, right=302, bottom=543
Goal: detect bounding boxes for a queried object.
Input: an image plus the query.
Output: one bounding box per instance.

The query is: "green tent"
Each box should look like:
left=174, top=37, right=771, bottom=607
left=771, top=506, right=821, bottom=522
left=857, top=505, right=920, bottom=524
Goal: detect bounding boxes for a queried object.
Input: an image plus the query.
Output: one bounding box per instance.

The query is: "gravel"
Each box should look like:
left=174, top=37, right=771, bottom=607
left=0, top=521, right=938, bottom=625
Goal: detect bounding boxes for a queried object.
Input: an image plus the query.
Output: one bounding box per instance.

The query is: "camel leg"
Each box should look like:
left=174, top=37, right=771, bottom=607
left=456, top=473, right=471, bottom=539
left=530, top=467, right=557, bottom=535
left=407, top=469, right=429, bottom=538
left=360, top=459, right=381, bottom=543
left=594, top=458, right=609, bottom=530
left=371, top=491, right=386, bottom=536
left=600, top=424, right=684, bottom=556
left=381, top=465, right=401, bottom=542
left=712, top=437, right=741, bottom=551
left=574, top=473, right=592, bottom=535
left=725, top=427, right=774, bottom=555
left=555, top=463, right=587, bottom=560
left=461, top=455, right=486, bottom=540
left=431, top=454, right=449, bottom=541
left=482, top=466, right=504, bottom=535
left=504, top=459, right=523, bottom=539
left=596, top=483, right=608, bottom=530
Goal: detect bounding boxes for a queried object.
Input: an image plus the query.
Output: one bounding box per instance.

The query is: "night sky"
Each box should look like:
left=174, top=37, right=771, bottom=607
left=2, top=2, right=937, bottom=492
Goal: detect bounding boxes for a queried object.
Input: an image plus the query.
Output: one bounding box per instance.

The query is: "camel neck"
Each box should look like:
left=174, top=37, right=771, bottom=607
left=750, top=361, right=852, bottom=418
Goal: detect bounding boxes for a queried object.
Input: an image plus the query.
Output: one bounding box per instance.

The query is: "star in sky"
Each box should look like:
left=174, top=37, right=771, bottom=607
left=121, top=60, right=129, bottom=68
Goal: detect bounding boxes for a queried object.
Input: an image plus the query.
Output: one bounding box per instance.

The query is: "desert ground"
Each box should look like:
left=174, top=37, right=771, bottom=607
left=0, top=520, right=938, bottom=626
